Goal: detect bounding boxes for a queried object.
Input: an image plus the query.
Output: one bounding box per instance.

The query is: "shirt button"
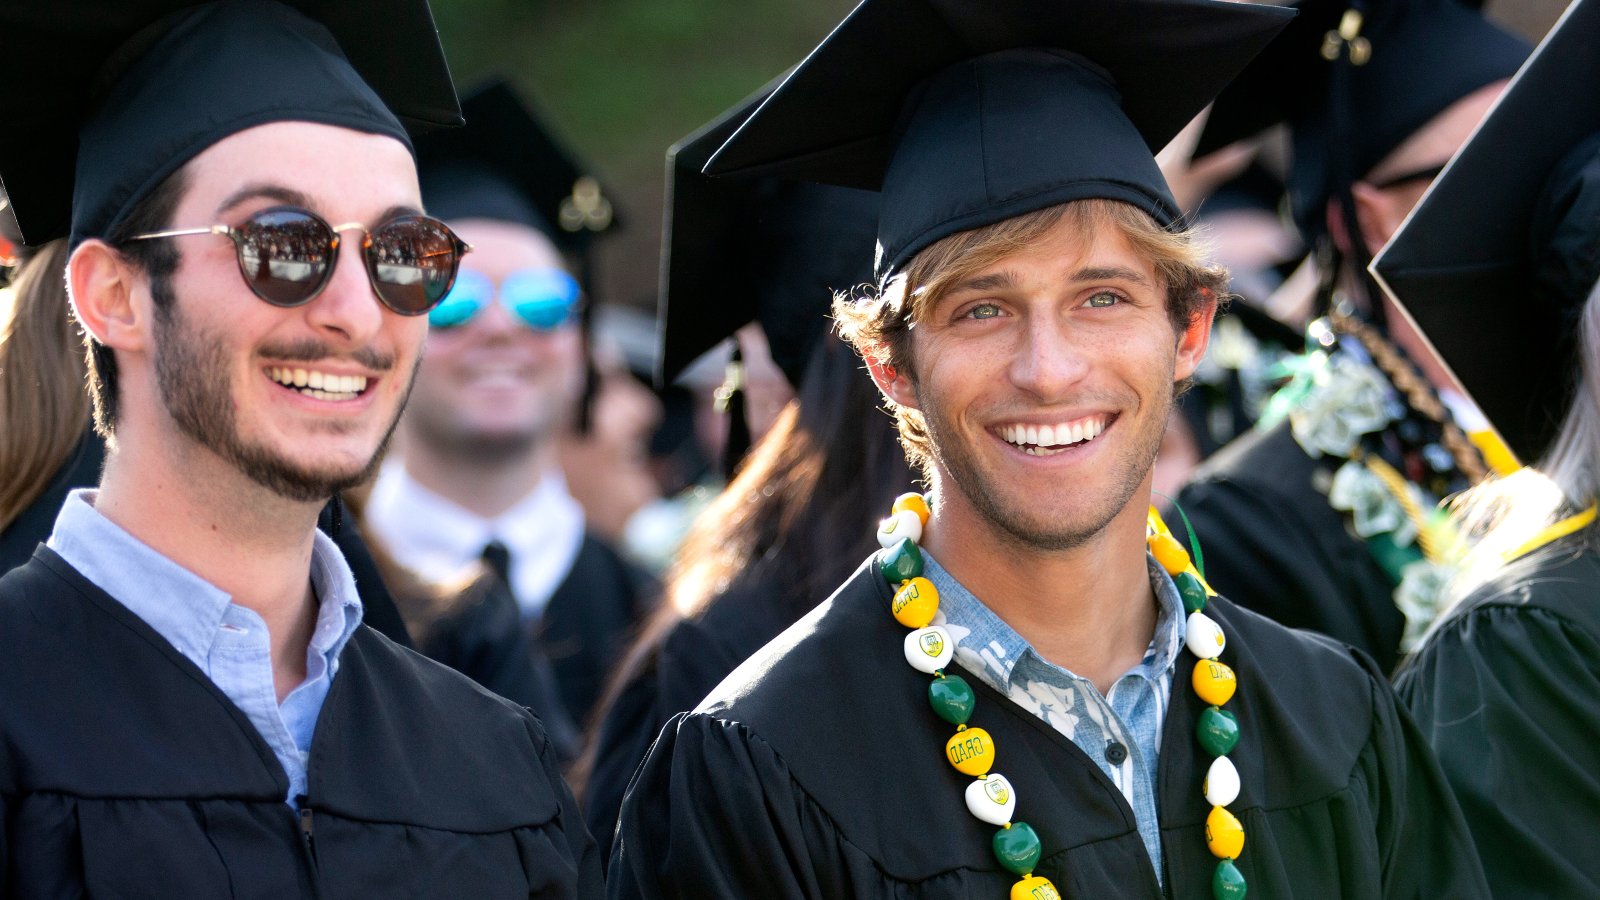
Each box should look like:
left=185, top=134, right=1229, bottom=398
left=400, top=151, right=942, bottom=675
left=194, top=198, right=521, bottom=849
left=1105, top=741, right=1128, bottom=765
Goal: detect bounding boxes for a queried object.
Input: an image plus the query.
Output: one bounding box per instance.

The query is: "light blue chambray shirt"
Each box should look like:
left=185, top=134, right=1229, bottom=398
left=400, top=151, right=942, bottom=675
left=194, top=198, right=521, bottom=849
left=47, top=490, right=364, bottom=809
left=924, top=552, right=1185, bottom=885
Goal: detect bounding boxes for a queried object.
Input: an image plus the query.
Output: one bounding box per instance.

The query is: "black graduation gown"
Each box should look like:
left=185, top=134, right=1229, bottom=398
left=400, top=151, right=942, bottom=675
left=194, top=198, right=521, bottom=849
left=0, top=548, right=603, bottom=899
left=0, top=428, right=103, bottom=575
left=1395, top=543, right=1600, bottom=898
left=608, top=556, right=1488, bottom=899
left=537, top=533, right=656, bottom=727
left=418, top=575, right=582, bottom=761
left=584, top=580, right=796, bottom=859
left=1175, top=421, right=1405, bottom=673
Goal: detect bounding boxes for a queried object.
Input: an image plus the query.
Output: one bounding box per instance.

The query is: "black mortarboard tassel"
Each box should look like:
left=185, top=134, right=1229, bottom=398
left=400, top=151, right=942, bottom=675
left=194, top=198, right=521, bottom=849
left=702, top=0, right=1294, bottom=284
left=658, top=76, right=879, bottom=390
left=0, top=0, right=461, bottom=248
left=1373, top=0, right=1600, bottom=464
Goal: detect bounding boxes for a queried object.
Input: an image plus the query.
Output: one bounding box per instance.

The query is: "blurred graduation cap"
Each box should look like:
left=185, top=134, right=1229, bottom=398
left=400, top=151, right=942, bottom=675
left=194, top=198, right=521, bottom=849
left=415, top=79, right=621, bottom=432
left=659, top=76, right=879, bottom=389
left=0, top=0, right=462, bottom=248
left=417, top=79, right=618, bottom=270
left=1372, top=0, right=1600, bottom=464
left=1195, top=0, right=1528, bottom=240
left=660, top=77, right=880, bottom=472
left=703, top=0, right=1294, bottom=284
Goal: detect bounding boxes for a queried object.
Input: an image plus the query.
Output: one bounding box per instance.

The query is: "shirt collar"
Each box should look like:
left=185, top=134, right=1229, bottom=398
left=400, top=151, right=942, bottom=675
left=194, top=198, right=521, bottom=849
left=925, top=551, right=1186, bottom=694
left=47, top=489, right=365, bottom=666
left=363, top=458, right=585, bottom=616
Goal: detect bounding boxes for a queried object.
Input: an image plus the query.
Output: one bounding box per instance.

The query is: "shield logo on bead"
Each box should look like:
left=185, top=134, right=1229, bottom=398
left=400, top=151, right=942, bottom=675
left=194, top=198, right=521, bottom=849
left=986, top=778, right=1009, bottom=805
left=920, top=632, right=944, bottom=656
left=963, top=773, right=1016, bottom=825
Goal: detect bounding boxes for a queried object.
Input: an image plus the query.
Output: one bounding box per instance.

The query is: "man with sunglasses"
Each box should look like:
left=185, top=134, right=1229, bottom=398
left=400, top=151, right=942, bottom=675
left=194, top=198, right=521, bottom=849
left=1171, top=0, right=1530, bottom=673
left=364, top=81, right=653, bottom=737
left=0, top=3, right=601, bottom=895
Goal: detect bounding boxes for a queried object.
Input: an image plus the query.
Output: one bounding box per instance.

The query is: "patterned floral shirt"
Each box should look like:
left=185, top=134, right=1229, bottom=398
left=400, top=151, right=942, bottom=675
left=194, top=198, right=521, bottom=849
left=924, top=553, right=1186, bottom=884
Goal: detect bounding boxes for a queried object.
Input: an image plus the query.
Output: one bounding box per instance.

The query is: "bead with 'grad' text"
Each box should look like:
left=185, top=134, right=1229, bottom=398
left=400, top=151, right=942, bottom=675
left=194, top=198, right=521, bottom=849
left=945, top=726, right=995, bottom=777
left=892, top=577, right=940, bottom=628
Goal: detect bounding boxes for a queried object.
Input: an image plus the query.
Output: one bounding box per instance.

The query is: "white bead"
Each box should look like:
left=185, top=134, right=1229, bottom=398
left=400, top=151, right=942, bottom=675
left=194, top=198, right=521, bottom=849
left=876, top=510, right=924, bottom=548
left=964, top=773, right=1017, bottom=826
left=903, top=625, right=954, bottom=674
left=1186, top=610, right=1226, bottom=660
left=1204, top=755, right=1241, bottom=807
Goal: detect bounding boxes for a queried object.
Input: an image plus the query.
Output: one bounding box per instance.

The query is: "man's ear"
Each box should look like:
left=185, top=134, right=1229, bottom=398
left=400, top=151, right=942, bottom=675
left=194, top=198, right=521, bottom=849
left=862, top=347, right=919, bottom=411
left=68, top=240, right=149, bottom=353
left=1346, top=182, right=1397, bottom=255
left=1172, top=291, right=1219, bottom=383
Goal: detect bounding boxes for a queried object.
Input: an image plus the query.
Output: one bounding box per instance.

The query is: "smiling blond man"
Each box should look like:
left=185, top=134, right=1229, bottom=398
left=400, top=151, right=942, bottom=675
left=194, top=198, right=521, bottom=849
left=608, top=2, right=1487, bottom=898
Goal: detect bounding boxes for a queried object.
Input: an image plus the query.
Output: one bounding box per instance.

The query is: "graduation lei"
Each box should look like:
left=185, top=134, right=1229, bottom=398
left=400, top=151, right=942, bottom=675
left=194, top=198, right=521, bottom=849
left=874, top=494, right=1248, bottom=900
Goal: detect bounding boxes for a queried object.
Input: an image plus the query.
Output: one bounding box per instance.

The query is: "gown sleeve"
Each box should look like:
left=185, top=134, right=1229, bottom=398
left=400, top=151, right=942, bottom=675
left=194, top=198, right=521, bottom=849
left=533, top=720, right=607, bottom=899
left=1396, top=604, right=1600, bottom=897
left=608, top=712, right=863, bottom=900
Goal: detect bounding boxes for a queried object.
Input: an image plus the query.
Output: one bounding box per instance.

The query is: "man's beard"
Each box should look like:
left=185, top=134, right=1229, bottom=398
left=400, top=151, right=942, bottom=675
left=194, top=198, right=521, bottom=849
left=915, top=381, right=1170, bottom=553
left=151, top=288, right=412, bottom=503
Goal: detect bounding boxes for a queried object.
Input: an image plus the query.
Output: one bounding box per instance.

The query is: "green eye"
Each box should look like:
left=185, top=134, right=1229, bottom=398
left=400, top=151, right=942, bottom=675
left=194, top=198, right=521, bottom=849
left=965, top=302, right=1002, bottom=319
left=1085, top=291, right=1121, bottom=308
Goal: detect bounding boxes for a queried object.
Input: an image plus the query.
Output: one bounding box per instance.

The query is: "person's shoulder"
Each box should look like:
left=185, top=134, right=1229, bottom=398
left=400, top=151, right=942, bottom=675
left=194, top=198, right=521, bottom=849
left=321, top=627, right=572, bottom=831
left=694, top=555, right=886, bottom=722
left=1451, top=545, right=1600, bottom=628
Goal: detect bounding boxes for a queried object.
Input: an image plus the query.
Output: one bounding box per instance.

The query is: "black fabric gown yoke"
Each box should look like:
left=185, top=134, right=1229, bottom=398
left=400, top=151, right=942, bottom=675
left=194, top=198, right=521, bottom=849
left=537, top=533, right=655, bottom=727
left=1175, top=421, right=1404, bottom=673
left=608, top=556, right=1488, bottom=899
left=1396, top=543, right=1600, bottom=898
left=0, top=548, right=602, bottom=899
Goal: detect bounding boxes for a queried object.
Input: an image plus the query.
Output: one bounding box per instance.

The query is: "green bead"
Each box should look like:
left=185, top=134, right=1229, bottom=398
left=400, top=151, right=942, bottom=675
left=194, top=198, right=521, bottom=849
left=1175, top=571, right=1208, bottom=615
left=991, top=822, right=1043, bottom=876
left=878, top=538, right=924, bottom=584
left=1196, top=706, right=1240, bottom=757
left=1213, top=858, right=1247, bottom=899
left=928, top=674, right=976, bottom=726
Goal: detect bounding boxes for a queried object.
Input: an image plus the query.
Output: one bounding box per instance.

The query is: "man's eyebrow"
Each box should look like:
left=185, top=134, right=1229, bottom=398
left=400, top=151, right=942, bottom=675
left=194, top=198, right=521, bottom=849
left=946, top=271, right=1019, bottom=295
left=1073, top=265, right=1152, bottom=288
left=215, top=183, right=313, bottom=217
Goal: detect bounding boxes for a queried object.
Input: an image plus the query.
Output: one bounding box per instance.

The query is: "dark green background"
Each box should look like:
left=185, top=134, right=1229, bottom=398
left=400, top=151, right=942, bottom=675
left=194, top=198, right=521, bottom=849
left=431, top=0, right=858, bottom=313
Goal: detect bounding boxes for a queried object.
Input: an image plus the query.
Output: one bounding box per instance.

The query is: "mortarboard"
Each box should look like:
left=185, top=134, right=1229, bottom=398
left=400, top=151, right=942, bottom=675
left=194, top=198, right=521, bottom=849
left=702, top=0, right=1294, bottom=284
left=658, top=77, right=879, bottom=389
left=0, top=0, right=461, bottom=248
left=1371, top=0, right=1600, bottom=464
left=1195, top=0, right=1528, bottom=238
left=416, top=79, right=619, bottom=263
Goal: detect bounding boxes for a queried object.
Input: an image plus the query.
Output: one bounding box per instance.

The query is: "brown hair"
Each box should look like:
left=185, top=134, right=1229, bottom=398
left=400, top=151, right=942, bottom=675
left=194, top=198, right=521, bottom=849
left=0, top=240, right=88, bottom=530
left=833, top=198, right=1229, bottom=476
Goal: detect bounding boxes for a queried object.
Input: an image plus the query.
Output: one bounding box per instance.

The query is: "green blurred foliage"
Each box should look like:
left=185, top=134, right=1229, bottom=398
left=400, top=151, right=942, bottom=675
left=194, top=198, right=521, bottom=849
left=430, top=0, right=857, bottom=309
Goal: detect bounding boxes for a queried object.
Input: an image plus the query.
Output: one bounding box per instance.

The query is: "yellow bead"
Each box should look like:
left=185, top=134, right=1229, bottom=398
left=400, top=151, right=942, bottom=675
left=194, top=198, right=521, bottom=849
left=1010, top=875, right=1061, bottom=900
left=891, top=577, right=940, bottom=629
left=893, top=492, right=931, bottom=526
left=1148, top=532, right=1191, bottom=575
left=1205, top=805, right=1245, bottom=860
left=945, top=726, right=995, bottom=777
left=1192, top=658, right=1238, bottom=707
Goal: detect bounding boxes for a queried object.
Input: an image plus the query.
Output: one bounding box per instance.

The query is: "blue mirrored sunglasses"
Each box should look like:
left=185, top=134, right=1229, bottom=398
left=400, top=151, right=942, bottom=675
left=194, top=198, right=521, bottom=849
left=427, top=267, right=582, bottom=331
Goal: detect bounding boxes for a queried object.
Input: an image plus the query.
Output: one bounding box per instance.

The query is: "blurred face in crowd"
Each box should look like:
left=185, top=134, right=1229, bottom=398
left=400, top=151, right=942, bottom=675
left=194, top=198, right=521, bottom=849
left=108, top=122, right=427, bottom=501
left=402, top=218, right=585, bottom=462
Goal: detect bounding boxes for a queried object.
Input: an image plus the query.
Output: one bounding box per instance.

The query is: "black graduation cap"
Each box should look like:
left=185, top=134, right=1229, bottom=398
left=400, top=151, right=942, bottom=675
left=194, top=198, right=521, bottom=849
left=0, top=0, right=462, bottom=248
left=416, top=79, right=619, bottom=262
left=1372, top=0, right=1600, bottom=465
left=1195, top=0, right=1528, bottom=237
left=703, top=0, right=1294, bottom=284
left=658, top=76, right=879, bottom=389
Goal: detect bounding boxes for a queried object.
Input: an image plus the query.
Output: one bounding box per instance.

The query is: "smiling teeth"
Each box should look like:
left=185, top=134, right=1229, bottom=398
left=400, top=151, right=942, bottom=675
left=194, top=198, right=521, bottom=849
left=1000, top=417, right=1107, bottom=452
left=267, top=367, right=368, bottom=399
